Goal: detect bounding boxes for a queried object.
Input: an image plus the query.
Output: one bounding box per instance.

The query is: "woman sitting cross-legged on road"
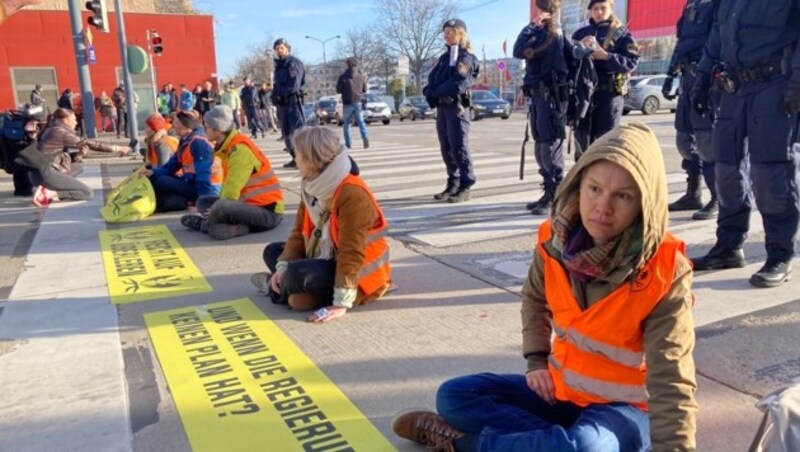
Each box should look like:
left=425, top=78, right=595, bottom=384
left=180, top=105, right=284, bottom=240
left=393, top=123, right=697, bottom=451
left=250, top=126, right=392, bottom=323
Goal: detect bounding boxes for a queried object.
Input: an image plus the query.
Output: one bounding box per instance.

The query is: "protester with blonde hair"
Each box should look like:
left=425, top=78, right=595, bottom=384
left=250, top=126, right=391, bottom=323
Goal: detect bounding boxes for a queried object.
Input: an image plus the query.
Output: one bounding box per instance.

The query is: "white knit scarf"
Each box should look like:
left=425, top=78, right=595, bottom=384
left=300, top=146, right=352, bottom=259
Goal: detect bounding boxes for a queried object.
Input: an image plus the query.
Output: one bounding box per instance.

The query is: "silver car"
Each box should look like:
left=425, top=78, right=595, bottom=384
left=623, top=74, right=679, bottom=115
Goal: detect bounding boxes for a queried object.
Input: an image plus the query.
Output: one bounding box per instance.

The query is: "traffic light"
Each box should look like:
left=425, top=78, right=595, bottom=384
left=85, top=0, right=109, bottom=33
left=151, top=31, right=163, bottom=56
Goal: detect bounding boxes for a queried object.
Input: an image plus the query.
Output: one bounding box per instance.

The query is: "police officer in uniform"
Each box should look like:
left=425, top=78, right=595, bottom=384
left=514, top=0, right=570, bottom=215
left=424, top=19, right=480, bottom=203
left=271, top=38, right=306, bottom=169
left=663, top=0, right=721, bottom=220
left=691, top=0, right=800, bottom=287
left=571, top=0, right=639, bottom=159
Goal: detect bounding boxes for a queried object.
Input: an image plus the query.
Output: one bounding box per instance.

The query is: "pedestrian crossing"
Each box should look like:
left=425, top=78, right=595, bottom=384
left=264, top=139, right=751, bottom=249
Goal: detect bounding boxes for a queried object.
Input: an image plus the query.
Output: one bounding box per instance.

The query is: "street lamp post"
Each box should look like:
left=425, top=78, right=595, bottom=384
left=304, top=34, right=341, bottom=97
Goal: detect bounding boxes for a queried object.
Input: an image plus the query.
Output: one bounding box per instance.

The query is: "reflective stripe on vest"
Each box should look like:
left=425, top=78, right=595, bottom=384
left=301, top=174, right=391, bottom=297
left=221, top=132, right=283, bottom=206
left=178, top=135, right=223, bottom=185
left=536, top=219, right=686, bottom=410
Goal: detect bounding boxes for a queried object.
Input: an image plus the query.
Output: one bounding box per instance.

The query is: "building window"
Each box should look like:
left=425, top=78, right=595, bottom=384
left=10, top=67, right=59, bottom=112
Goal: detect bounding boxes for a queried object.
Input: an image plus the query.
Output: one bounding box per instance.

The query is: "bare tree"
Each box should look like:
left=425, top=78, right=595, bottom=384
left=374, top=0, right=456, bottom=92
left=334, top=27, right=382, bottom=79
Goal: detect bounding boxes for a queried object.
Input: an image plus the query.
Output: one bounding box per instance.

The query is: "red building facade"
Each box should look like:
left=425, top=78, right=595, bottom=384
left=0, top=10, right=216, bottom=126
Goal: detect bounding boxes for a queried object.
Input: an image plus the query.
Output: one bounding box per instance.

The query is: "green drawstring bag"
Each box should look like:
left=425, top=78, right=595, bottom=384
left=101, top=170, right=156, bottom=223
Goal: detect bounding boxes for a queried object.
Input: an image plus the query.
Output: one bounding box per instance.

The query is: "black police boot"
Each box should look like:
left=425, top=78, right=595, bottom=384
left=669, top=174, right=703, bottom=212
left=434, top=181, right=459, bottom=201
left=749, top=260, right=792, bottom=288
left=447, top=187, right=471, bottom=203
left=530, top=186, right=555, bottom=216
left=525, top=185, right=547, bottom=211
left=692, top=247, right=745, bottom=271
left=282, top=158, right=297, bottom=169
left=692, top=197, right=718, bottom=220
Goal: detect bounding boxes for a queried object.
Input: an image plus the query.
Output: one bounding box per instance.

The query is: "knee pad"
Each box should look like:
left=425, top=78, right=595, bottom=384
left=750, top=162, right=800, bottom=216
left=715, top=162, right=750, bottom=208
left=675, top=132, right=696, bottom=161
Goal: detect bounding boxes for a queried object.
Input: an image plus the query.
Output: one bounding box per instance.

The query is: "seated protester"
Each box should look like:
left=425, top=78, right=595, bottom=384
left=393, top=123, right=697, bottom=451
left=179, top=105, right=284, bottom=240
left=31, top=108, right=131, bottom=206
left=250, top=126, right=391, bottom=323
left=139, top=110, right=221, bottom=212
left=143, top=113, right=179, bottom=167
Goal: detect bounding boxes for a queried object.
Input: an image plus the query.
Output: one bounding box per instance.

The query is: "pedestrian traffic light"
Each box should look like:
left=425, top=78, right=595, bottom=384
left=85, top=0, right=109, bottom=33
left=151, top=31, right=163, bottom=56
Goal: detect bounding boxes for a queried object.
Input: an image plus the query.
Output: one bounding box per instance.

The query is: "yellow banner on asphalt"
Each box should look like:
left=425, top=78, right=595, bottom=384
left=99, top=225, right=212, bottom=304
left=144, top=298, right=394, bottom=452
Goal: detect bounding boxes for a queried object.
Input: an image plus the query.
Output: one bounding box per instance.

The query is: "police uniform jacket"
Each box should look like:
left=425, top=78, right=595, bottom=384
left=513, top=23, right=570, bottom=86
left=272, top=56, right=306, bottom=103
left=239, top=85, right=258, bottom=108
left=424, top=46, right=479, bottom=101
left=571, top=19, right=639, bottom=85
left=698, top=0, right=800, bottom=83
left=666, top=0, right=720, bottom=77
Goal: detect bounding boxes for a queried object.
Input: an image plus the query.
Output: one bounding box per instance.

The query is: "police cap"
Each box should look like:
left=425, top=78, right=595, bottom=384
left=587, top=0, right=609, bottom=8
left=442, top=19, right=467, bottom=32
left=273, top=38, right=289, bottom=50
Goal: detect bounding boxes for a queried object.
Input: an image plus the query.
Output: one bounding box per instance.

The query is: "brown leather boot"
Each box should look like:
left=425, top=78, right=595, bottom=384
left=392, top=410, right=463, bottom=452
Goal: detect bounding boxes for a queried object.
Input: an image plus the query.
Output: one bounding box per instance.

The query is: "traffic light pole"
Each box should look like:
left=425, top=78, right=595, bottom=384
left=113, top=0, right=139, bottom=151
left=67, top=0, right=98, bottom=138
left=145, top=29, right=158, bottom=111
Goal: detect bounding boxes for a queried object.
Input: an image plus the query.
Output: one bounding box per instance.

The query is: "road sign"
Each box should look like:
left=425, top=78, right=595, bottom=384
left=397, top=55, right=409, bottom=75
left=496, top=60, right=507, bottom=71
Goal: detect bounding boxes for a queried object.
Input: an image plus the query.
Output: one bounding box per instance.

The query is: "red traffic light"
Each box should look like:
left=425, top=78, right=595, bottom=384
left=151, top=32, right=163, bottom=55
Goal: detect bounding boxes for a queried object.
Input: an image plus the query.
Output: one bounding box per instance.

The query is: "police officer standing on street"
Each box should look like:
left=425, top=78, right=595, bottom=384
left=571, top=0, right=639, bottom=159
left=514, top=0, right=570, bottom=215
left=240, top=76, right=265, bottom=139
left=662, top=0, right=721, bottom=221
left=424, top=19, right=480, bottom=203
left=271, top=38, right=306, bottom=169
left=691, top=0, right=800, bottom=287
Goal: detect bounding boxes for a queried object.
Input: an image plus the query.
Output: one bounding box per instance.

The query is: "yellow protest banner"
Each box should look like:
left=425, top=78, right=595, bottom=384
left=99, top=225, right=212, bottom=304
left=100, top=170, right=156, bottom=223
left=144, top=298, right=394, bottom=452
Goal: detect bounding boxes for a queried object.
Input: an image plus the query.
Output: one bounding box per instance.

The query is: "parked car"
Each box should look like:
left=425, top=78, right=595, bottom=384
left=398, top=96, right=436, bottom=121
left=303, top=102, right=318, bottom=125
left=623, top=74, right=679, bottom=115
left=362, top=93, right=391, bottom=125
left=470, top=90, right=511, bottom=121
left=315, top=95, right=342, bottom=125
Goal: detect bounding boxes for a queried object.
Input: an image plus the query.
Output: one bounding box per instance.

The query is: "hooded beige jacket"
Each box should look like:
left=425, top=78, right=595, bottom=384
left=521, top=123, right=697, bottom=451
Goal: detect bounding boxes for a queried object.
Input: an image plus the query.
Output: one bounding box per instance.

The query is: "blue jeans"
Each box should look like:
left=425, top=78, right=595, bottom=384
left=436, top=373, right=650, bottom=452
left=342, top=103, right=368, bottom=149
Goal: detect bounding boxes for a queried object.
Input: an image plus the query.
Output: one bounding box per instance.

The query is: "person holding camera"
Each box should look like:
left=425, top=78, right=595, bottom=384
left=662, top=0, right=721, bottom=221
left=571, top=0, right=639, bottom=160
left=271, top=38, right=306, bottom=169
left=424, top=19, right=480, bottom=204
left=514, top=0, right=570, bottom=215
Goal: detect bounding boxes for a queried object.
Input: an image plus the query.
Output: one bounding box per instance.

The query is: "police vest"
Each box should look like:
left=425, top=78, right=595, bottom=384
left=301, top=174, right=391, bottom=297
left=536, top=220, right=686, bottom=410
left=219, top=132, right=283, bottom=207
left=147, top=135, right=178, bottom=167
left=178, top=136, right=223, bottom=185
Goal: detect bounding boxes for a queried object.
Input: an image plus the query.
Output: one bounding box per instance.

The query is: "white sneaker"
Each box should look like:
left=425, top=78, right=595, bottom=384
left=32, top=185, right=50, bottom=207
left=250, top=272, right=272, bottom=296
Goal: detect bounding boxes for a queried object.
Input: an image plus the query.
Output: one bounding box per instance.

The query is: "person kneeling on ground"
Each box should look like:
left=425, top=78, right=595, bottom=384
left=180, top=105, right=284, bottom=240
left=393, top=123, right=697, bottom=451
left=250, top=126, right=392, bottom=323
left=30, top=107, right=131, bottom=206
left=139, top=110, right=222, bottom=212
left=143, top=113, right=178, bottom=167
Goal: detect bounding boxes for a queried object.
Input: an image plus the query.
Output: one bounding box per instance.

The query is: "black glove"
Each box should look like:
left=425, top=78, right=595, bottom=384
left=783, top=81, right=800, bottom=116
left=691, top=82, right=710, bottom=116
left=662, top=76, right=676, bottom=101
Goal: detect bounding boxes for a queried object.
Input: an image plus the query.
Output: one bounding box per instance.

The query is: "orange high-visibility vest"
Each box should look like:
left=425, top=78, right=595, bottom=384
left=301, top=174, right=391, bottom=297
left=177, top=135, right=223, bottom=185
left=219, top=132, right=283, bottom=206
left=536, top=220, right=686, bottom=411
left=147, top=135, right=178, bottom=166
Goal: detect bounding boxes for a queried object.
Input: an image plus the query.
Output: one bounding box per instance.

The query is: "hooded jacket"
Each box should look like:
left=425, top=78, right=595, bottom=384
left=521, top=123, right=697, bottom=450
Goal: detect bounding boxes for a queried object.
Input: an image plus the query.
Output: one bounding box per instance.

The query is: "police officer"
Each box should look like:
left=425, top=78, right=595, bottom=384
left=571, top=0, right=639, bottom=159
left=240, top=76, right=265, bottom=138
left=424, top=19, right=480, bottom=203
left=691, top=0, right=800, bottom=287
left=513, top=0, right=570, bottom=215
left=271, top=38, right=306, bottom=169
left=662, top=0, right=721, bottom=220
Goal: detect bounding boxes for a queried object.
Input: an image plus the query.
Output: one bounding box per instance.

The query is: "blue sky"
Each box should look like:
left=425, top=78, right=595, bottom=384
left=199, top=0, right=530, bottom=78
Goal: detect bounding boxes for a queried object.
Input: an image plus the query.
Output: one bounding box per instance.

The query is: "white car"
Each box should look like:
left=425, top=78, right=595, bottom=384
left=362, top=93, right=391, bottom=125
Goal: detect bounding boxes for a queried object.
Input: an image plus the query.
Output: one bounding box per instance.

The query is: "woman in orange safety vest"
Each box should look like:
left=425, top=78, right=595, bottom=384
left=143, top=113, right=179, bottom=167
left=250, top=126, right=391, bottom=324
left=393, top=123, right=698, bottom=451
